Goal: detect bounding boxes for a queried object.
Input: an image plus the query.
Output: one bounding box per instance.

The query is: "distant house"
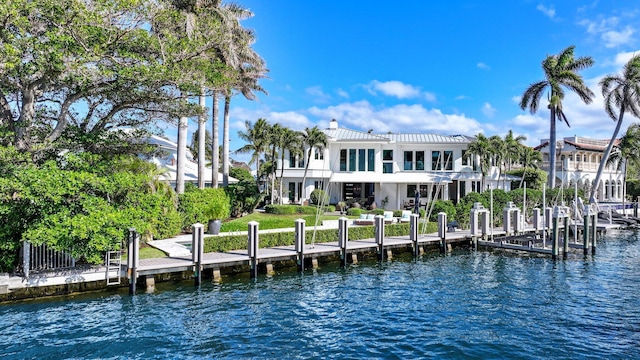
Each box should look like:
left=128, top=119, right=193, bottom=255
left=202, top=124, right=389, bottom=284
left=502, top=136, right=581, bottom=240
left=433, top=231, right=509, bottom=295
left=144, top=135, right=238, bottom=188
left=535, top=136, right=624, bottom=201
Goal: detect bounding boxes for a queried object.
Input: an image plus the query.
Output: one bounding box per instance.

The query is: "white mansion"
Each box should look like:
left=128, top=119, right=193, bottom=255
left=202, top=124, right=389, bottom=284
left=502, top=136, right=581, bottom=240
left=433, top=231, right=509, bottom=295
left=278, top=120, right=624, bottom=209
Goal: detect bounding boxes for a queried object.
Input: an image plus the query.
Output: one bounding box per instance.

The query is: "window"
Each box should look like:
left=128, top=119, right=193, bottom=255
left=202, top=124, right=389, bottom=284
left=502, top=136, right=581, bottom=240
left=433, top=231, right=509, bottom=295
left=432, top=151, right=441, bottom=170
left=358, top=149, right=366, bottom=171
left=298, top=151, right=305, bottom=168
left=383, top=149, right=393, bottom=173
left=289, top=152, right=296, bottom=168
left=404, top=151, right=413, bottom=170
left=383, top=150, right=393, bottom=160
left=339, top=149, right=347, bottom=171
left=367, top=149, right=375, bottom=171
left=407, top=184, right=428, bottom=197
left=416, top=151, right=425, bottom=170
left=462, top=150, right=469, bottom=166
left=444, top=151, right=453, bottom=170
left=314, top=180, right=324, bottom=190
left=407, top=184, right=417, bottom=197
left=349, top=149, right=356, bottom=171
left=383, top=163, right=393, bottom=173
left=314, top=148, right=324, bottom=160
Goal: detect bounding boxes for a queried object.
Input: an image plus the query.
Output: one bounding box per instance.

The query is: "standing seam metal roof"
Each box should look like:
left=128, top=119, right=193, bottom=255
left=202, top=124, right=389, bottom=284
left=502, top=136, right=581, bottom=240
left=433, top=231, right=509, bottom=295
left=323, top=128, right=469, bottom=143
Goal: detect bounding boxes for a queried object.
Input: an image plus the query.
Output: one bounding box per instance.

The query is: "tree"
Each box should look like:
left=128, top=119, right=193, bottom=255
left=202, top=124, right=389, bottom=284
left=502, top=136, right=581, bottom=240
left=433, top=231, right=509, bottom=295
left=520, top=45, right=595, bottom=189
left=504, top=130, right=527, bottom=171
left=589, top=54, right=640, bottom=203
left=0, top=0, right=212, bottom=156
left=299, top=126, right=327, bottom=201
left=467, top=133, right=492, bottom=190
left=489, top=135, right=506, bottom=188
left=189, top=128, right=213, bottom=165
left=605, top=123, right=640, bottom=202
left=518, top=146, right=543, bottom=189
left=236, top=118, right=270, bottom=188
left=267, top=123, right=283, bottom=204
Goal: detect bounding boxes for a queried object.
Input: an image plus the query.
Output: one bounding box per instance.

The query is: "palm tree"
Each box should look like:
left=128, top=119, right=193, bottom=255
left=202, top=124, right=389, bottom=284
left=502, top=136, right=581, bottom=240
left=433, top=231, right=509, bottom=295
left=299, top=126, right=327, bottom=202
left=589, top=54, right=640, bottom=203
left=519, top=146, right=543, bottom=189
left=467, top=133, right=492, bottom=191
left=267, top=123, right=283, bottom=204
left=278, top=127, right=301, bottom=204
left=605, top=123, right=640, bottom=202
left=520, top=45, right=595, bottom=189
left=504, top=130, right=527, bottom=171
left=236, top=118, right=270, bottom=189
left=489, top=135, right=506, bottom=189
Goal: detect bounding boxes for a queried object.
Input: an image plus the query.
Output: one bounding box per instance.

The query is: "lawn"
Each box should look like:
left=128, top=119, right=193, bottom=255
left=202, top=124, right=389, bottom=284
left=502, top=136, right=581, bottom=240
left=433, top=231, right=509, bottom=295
left=220, top=212, right=352, bottom=232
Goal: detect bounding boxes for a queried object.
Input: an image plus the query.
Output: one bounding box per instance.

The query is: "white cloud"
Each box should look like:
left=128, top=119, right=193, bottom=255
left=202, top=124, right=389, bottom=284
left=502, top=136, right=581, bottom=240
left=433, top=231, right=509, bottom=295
left=365, top=80, right=436, bottom=101
left=305, top=86, right=332, bottom=103
left=602, top=26, right=635, bottom=48
left=481, top=102, right=496, bottom=118
left=455, top=95, right=468, bottom=100
left=536, top=4, right=556, bottom=19
left=579, top=17, right=635, bottom=48
left=308, top=100, right=483, bottom=135
left=336, top=88, right=350, bottom=99
left=477, top=62, right=490, bottom=70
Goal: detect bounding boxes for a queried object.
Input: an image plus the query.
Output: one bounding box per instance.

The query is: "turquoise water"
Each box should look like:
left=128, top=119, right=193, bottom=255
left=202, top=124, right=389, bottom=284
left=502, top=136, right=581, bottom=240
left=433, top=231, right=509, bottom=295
left=2, top=230, right=640, bottom=359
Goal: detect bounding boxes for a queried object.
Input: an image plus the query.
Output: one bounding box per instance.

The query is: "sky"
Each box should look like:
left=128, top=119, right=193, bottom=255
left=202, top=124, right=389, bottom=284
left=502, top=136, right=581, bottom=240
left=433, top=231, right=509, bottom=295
left=166, top=0, right=640, bottom=165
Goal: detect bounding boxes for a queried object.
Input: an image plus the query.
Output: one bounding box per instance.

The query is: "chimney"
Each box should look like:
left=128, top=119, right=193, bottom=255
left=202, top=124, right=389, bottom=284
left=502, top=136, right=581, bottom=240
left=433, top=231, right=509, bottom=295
left=329, top=118, right=338, bottom=130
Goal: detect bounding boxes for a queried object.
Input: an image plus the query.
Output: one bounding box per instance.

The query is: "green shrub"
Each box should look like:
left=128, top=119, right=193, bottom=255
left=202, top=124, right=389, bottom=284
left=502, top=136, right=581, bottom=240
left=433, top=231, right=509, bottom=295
left=372, top=208, right=385, bottom=215
left=346, top=208, right=362, bottom=216
left=264, top=204, right=297, bottom=214
left=310, top=189, right=329, bottom=205
left=392, top=210, right=403, bottom=217
left=178, top=187, right=230, bottom=231
left=429, top=200, right=457, bottom=222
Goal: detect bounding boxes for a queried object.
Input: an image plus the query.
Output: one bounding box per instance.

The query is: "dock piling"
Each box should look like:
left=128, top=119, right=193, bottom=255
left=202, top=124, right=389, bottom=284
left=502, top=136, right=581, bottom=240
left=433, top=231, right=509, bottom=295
left=410, top=214, right=419, bottom=257
left=338, top=217, right=348, bottom=267
left=563, top=216, right=569, bottom=259
left=375, top=215, right=385, bottom=261
left=295, top=219, right=306, bottom=271
left=192, top=223, right=204, bottom=286
left=437, top=212, right=447, bottom=253
left=248, top=221, right=259, bottom=279
left=127, top=228, right=139, bottom=295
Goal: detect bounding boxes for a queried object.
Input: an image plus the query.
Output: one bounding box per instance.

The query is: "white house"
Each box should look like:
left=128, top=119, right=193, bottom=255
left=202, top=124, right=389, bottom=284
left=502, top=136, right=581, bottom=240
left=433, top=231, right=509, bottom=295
left=145, top=135, right=238, bottom=188
left=278, top=119, right=516, bottom=210
left=535, top=136, right=624, bottom=201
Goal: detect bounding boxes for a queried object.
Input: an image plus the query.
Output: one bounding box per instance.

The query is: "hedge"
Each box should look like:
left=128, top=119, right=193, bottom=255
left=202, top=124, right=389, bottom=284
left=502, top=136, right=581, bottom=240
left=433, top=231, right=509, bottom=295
left=203, top=222, right=439, bottom=253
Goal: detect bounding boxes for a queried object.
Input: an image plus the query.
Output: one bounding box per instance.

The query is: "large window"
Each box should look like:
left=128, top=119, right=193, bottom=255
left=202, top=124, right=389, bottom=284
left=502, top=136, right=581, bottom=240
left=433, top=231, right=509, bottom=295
left=349, top=149, right=356, bottom=171
left=416, top=151, right=425, bottom=170
left=367, top=149, right=375, bottom=171
left=407, top=184, right=429, bottom=197
left=404, top=151, right=413, bottom=170
left=462, top=149, right=469, bottom=166
left=444, top=151, right=453, bottom=170
left=358, top=149, right=366, bottom=171
left=383, top=150, right=393, bottom=173
left=339, top=149, right=347, bottom=171
left=314, top=148, right=324, bottom=160
left=432, top=151, right=441, bottom=170
left=289, top=152, right=303, bottom=168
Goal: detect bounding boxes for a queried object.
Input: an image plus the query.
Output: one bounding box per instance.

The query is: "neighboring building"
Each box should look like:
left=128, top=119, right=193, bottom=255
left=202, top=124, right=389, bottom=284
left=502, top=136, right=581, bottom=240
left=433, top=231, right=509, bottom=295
left=535, top=136, right=624, bottom=202
left=145, top=135, right=238, bottom=188
left=278, top=119, right=517, bottom=210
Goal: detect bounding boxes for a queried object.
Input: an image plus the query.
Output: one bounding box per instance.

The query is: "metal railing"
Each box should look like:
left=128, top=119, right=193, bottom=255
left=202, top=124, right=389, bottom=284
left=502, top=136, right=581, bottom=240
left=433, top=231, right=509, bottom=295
left=22, top=241, right=76, bottom=277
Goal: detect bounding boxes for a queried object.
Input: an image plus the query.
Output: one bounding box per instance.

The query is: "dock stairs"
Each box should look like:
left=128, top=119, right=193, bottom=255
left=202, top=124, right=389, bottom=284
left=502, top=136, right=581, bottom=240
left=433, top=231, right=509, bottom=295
left=105, top=249, right=122, bottom=286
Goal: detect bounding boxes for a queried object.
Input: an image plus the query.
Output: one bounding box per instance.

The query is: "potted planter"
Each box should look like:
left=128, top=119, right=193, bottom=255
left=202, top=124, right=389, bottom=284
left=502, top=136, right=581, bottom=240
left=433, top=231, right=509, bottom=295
left=204, top=189, right=231, bottom=235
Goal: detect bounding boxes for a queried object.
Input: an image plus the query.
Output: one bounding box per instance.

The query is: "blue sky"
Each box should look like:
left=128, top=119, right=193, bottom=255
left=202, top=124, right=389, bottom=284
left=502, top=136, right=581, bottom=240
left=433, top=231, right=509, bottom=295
left=168, top=0, right=640, bottom=164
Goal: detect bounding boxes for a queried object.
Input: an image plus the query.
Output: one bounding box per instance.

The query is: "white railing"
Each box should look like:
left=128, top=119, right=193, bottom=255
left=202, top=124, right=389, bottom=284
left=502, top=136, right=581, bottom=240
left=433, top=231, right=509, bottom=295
left=22, top=241, right=76, bottom=277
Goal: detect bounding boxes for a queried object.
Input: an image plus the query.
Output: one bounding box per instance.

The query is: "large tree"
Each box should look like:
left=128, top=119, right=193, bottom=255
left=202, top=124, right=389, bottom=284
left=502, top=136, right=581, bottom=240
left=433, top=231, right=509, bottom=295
left=299, top=126, right=327, bottom=201
left=520, top=45, right=595, bottom=189
left=467, top=133, right=492, bottom=190
left=236, top=118, right=270, bottom=188
left=589, top=55, right=640, bottom=203
left=0, top=0, right=214, bottom=157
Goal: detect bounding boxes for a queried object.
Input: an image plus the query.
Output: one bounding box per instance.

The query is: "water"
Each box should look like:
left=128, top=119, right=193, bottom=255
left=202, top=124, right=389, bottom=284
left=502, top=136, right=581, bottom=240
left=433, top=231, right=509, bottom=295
left=2, top=231, right=640, bottom=359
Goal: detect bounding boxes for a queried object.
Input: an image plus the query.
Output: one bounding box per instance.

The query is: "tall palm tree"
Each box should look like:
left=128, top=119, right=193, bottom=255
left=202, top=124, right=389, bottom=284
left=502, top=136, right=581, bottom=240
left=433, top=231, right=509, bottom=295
left=267, top=123, right=283, bottom=204
left=278, top=127, right=301, bottom=204
left=236, top=118, right=270, bottom=189
left=589, top=54, right=640, bottom=203
left=467, top=133, right=492, bottom=191
left=299, top=126, right=327, bottom=202
left=489, top=135, right=506, bottom=188
left=504, top=130, right=527, bottom=171
left=520, top=45, right=595, bottom=189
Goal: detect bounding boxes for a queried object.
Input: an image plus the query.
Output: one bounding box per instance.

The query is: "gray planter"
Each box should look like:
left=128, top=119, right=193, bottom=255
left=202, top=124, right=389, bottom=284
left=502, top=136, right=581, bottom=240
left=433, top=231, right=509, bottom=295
left=208, top=219, right=221, bottom=235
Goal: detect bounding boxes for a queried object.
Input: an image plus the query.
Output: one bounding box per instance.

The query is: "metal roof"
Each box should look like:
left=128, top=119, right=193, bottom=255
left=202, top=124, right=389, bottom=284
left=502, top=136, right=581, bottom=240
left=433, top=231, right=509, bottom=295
left=323, top=128, right=469, bottom=143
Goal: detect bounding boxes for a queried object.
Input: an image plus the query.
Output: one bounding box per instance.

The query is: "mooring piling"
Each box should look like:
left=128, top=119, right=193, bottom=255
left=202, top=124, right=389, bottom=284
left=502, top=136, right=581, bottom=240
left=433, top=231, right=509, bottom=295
left=410, top=213, right=419, bottom=257
left=192, top=223, right=204, bottom=286
left=338, top=217, right=348, bottom=267
left=438, top=212, right=447, bottom=253
left=248, top=221, right=259, bottom=279
left=127, top=227, right=139, bottom=295
left=375, top=214, right=385, bottom=260
left=295, top=219, right=305, bottom=271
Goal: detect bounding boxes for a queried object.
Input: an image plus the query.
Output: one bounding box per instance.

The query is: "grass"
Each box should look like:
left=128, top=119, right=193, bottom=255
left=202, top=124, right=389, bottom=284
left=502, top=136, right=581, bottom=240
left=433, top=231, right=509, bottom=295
left=220, top=212, right=352, bottom=232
